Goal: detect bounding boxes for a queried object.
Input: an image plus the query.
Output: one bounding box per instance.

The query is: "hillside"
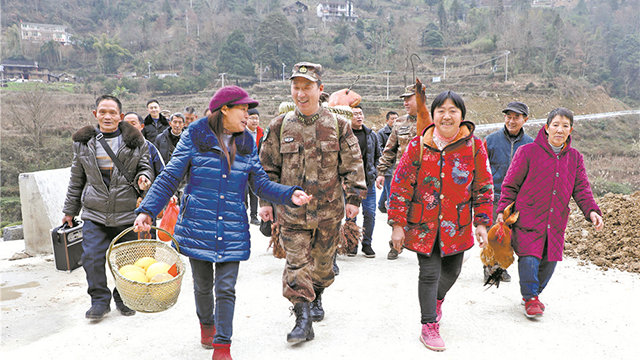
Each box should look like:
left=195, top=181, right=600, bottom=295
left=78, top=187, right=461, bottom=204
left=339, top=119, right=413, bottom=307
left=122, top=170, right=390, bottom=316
left=1, top=0, right=638, bottom=105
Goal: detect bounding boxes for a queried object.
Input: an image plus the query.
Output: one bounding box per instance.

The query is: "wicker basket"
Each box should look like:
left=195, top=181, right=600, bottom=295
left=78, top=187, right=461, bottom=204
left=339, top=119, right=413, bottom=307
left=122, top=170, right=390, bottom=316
left=107, top=226, right=185, bottom=313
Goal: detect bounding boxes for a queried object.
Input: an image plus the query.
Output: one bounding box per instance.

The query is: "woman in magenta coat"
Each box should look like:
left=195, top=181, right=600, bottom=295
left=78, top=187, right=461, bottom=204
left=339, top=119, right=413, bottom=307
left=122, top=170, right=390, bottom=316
left=497, top=107, right=604, bottom=319
left=388, top=91, right=494, bottom=352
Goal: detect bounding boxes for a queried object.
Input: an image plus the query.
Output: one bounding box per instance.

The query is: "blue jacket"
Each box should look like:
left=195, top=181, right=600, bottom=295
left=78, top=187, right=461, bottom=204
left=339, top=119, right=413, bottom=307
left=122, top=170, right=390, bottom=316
left=146, top=140, right=165, bottom=179
left=484, top=126, right=533, bottom=199
left=137, top=117, right=300, bottom=263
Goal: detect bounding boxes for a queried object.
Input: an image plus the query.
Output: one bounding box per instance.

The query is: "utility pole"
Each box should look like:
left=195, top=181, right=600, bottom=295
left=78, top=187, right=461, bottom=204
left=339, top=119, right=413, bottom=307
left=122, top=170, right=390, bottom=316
left=443, top=56, right=447, bottom=81
left=504, top=50, right=510, bottom=82
left=148, top=61, right=151, bottom=78
left=282, top=63, right=286, bottom=82
left=259, top=62, right=262, bottom=85
left=220, top=73, right=226, bottom=87
left=385, top=71, right=390, bottom=100
left=186, top=11, right=189, bottom=35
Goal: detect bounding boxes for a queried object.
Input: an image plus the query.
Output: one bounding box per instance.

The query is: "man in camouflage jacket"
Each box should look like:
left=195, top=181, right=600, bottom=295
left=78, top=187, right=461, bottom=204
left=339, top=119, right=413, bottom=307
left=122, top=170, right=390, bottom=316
left=375, top=84, right=419, bottom=260
left=259, top=62, right=367, bottom=344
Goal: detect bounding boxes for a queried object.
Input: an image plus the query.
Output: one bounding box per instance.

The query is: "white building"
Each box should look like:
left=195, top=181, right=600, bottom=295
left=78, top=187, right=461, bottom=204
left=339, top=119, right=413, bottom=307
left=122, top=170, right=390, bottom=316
left=20, top=21, right=70, bottom=44
left=316, top=1, right=357, bottom=22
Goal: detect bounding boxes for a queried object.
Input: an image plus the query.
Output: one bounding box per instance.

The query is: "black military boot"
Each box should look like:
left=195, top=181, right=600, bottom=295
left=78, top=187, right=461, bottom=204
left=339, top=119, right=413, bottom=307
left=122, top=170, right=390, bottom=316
left=287, top=302, right=314, bottom=343
left=310, top=289, right=325, bottom=322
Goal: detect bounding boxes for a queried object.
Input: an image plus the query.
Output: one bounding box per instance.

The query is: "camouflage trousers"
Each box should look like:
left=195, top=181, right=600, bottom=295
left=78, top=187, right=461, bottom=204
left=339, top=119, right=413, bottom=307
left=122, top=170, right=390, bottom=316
left=280, top=222, right=341, bottom=304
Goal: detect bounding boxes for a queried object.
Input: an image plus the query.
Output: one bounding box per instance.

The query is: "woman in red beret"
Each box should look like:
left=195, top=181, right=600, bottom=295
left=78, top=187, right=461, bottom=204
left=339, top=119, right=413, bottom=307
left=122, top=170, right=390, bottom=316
left=134, top=86, right=311, bottom=360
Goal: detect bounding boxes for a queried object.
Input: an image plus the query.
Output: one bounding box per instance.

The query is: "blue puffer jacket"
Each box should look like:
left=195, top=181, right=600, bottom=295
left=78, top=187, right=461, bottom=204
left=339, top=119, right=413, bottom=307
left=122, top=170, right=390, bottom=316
left=137, top=117, right=300, bottom=263
left=484, top=126, right=534, bottom=199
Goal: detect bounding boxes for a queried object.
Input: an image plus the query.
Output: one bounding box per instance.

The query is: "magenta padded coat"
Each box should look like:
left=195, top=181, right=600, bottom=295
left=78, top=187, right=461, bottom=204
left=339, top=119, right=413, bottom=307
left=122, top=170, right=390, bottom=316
left=497, top=127, right=601, bottom=261
left=388, top=122, right=494, bottom=257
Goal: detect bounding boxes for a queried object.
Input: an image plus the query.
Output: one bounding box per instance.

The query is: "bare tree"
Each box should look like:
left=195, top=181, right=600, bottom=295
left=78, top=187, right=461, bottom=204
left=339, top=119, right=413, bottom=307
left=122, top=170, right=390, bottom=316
left=6, top=85, right=60, bottom=152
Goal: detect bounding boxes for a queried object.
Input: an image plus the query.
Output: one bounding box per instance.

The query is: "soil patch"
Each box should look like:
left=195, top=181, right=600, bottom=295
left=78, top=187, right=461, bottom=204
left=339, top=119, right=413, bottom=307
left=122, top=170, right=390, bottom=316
left=564, top=191, right=640, bottom=273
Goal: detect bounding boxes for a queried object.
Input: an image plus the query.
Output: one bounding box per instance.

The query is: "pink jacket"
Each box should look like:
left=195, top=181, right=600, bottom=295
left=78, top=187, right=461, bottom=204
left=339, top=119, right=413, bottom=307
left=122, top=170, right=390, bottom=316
left=498, top=127, right=601, bottom=261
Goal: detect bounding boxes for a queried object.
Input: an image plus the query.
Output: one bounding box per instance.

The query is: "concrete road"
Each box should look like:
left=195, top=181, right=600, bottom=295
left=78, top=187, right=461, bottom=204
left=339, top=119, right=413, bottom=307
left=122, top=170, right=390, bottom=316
left=1, top=209, right=639, bottom=360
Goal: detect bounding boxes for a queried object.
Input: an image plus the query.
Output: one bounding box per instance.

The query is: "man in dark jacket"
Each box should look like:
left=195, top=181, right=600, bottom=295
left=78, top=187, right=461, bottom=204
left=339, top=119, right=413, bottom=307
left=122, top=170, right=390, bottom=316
left=124, top=111, right=165, bottom=178
left=245, top=108, right=264, bottom=225
left=62, top=95, right=154, bottom=321
left=142, top=99, right=170, bottom=142
left=376, top=111, right=398, bottom=213
left=483, top=101, right=534, bottom=283
left=349, top=105, right=380, bottom=257
left=155, top=112, right=184, bottom=164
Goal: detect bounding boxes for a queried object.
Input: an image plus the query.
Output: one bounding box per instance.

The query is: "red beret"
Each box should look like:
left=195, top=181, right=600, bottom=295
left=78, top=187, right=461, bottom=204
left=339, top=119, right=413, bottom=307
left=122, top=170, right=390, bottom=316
left=208, top=86, right=259, bottom=112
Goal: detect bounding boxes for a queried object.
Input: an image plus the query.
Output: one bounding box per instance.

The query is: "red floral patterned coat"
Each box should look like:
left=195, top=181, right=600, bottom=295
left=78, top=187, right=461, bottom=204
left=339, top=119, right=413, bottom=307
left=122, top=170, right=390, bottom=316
left=388, top=122, right=494, bottom=256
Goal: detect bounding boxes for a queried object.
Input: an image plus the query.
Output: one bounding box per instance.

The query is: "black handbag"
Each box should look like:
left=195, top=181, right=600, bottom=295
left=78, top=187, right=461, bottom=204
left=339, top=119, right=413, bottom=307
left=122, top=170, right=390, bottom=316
left=260, top=219, right=273, bottom=237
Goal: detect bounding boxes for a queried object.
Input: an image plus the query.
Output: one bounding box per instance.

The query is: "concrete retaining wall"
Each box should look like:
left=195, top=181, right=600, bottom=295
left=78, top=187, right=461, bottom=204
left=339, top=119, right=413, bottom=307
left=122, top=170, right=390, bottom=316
left=19, top=168, right=71, bottom=255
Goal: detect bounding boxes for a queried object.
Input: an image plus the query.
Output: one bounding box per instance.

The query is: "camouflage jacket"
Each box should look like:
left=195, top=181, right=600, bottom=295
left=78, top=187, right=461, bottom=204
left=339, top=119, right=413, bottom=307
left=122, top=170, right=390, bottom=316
left=260, top=107, right=367, bottom=229
left=376, top=114, right=417, bottom=177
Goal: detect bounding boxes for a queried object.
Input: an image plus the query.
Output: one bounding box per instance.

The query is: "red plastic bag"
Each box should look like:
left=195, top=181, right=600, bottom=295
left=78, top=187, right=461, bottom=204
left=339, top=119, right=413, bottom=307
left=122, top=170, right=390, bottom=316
left=158, top=201, right=179, bottom=242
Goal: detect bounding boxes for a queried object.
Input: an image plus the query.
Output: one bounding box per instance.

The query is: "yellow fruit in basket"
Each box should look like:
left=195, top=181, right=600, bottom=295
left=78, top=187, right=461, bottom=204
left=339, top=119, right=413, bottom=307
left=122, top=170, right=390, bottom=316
left=118, top=264, right=145, bottom=275
left=150, top=273, right=173, bottom=283
left=122, top=270, right=149, bottom=283
left=146, top=262, right=171, bottom=279
left=134, top=256, right=157, bottom=271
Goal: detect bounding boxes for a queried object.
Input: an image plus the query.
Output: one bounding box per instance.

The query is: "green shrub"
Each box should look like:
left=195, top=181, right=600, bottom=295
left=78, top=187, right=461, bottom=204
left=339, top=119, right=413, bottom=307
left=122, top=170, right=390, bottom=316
left=591, top=178, right=634, bottom=196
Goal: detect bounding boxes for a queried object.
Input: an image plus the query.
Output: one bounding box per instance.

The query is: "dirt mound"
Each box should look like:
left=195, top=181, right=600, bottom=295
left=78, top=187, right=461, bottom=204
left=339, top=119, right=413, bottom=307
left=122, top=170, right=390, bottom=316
left=564, top=192, right=640, bottom=273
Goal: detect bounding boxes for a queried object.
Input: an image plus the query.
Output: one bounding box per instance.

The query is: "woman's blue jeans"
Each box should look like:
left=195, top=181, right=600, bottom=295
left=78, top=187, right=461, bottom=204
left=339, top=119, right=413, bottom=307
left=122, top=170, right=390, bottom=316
left=189, top=258, right=239, bottom=344
left=518, top=240, right=557, bottom=300
left=518, top=255, right=557, bottom=300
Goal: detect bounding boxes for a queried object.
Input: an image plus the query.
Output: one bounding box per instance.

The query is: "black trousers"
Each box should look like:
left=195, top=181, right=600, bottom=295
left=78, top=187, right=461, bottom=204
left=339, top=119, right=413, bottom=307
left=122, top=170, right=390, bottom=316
left=417, top=243, right=464, bottom=324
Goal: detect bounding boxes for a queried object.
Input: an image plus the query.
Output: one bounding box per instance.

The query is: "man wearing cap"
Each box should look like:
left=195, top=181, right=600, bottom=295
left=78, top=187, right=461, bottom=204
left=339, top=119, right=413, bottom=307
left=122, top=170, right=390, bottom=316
left=375, top=84, right=419, bottom=260
left=245, top=108, right=264, bottom=225
left=483, top=101, right=534, bottom=283
left=259, top=62, right=367, bottom=344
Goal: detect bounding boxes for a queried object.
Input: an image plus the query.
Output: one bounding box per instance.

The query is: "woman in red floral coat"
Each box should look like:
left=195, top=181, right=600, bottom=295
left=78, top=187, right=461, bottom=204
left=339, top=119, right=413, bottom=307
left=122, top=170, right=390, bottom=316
left=388, top=91, right=494, bottom=352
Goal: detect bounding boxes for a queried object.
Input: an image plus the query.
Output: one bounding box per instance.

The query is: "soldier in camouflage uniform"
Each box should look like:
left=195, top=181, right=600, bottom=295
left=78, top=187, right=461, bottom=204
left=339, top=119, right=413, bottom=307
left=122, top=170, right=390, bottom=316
left=259, top=62, right=367, bottom=344
left=375, top=84, right=419, bottom=260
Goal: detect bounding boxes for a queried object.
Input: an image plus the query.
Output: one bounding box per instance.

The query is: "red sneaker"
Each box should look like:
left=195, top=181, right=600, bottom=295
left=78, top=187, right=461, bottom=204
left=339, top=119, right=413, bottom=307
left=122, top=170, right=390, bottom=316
left=521, top=297, right=546, bottom=311
left=524, top=297, right=544, bottom=318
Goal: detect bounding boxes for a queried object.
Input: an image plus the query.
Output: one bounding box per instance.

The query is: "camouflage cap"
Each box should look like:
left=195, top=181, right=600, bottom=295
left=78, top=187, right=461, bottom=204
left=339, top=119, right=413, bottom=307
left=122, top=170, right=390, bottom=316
left=399, top=84, right=416, bottom=98
left=290, top=62, right=322, bottom=82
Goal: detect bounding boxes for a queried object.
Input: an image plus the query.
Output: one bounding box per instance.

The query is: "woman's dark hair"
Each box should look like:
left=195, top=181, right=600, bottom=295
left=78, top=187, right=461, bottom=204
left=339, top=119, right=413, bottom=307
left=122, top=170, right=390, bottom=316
left=430, top=91, right=466, bottom=120
left=546, top=107, right=574, bottom=127
left=123, top=111, right=144, bottom=124
left=208, top=105, right=242, bottom=170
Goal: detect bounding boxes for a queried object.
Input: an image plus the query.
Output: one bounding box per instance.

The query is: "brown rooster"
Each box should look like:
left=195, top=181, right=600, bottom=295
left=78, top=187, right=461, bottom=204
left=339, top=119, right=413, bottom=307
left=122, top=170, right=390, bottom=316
left=414, top=77, right=432, bottom=136
left=480, top=202, right=519, bottom=288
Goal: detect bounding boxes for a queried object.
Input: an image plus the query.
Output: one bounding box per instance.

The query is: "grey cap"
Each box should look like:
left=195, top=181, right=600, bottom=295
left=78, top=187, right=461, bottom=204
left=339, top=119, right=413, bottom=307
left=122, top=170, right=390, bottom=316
left=502, top=102, right=529, bottom=117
